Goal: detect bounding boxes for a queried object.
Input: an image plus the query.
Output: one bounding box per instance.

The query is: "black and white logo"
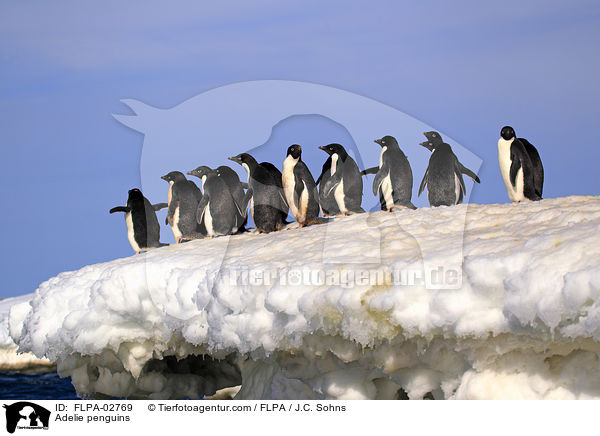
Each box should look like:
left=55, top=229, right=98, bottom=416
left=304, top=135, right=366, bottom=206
left=3, top=402, right=50, bottom=433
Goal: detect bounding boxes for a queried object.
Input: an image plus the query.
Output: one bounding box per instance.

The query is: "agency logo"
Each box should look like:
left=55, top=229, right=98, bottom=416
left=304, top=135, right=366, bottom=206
left=2, top=402, right=50, bottom=433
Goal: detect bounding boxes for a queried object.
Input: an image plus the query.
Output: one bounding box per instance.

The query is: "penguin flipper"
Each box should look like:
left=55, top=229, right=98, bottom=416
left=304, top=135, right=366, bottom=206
left=241, top=188, right=253, bottom=218
left=109, top=206, right=130, bottom=214
left=457, top=171, right=467, bottom=196
left=372, top=165, right=388, bottom=196
left=293, top=171, right=303, bottom=210
left=458, top=163, right=480, bottom=183
left=278, top=188, right=289, bottom=211
left=418, top=168, right=429, bottom=196
left=324, top=171, right=343, bottom=197
left=361, top=166, right=378, bottom=176
left=153, top=202, right=168, bottom=211
left=509, top=151, right=521, bottom=188
left=196, top=195, right=209, bottom=225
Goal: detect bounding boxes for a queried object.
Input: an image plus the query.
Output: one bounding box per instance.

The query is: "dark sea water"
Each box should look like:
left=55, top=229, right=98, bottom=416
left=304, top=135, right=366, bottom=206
left=0, top=371, right=79, bottom=400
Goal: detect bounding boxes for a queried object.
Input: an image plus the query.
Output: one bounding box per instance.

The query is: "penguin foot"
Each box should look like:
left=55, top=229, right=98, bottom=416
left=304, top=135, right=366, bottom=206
left=304, top=217, right=326, bottom=226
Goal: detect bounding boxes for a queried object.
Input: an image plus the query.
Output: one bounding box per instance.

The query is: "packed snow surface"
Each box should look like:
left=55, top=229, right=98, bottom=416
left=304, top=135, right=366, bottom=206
left=0, top=294, right=52, bottom=370
left=11, top=196, right=600, bottom=399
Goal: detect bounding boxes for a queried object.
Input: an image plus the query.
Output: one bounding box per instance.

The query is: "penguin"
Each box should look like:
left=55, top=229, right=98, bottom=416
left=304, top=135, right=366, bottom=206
left=316, top=143, right=364, bottom=216
left=497, top=126, right=544, bottom=202
left=161, top=171, right=205, bottom=243
left=228, top=153, right=288, bottom=233
left=418, top=131, right=480, bottom=206
left=361, top=135, right=416, bottom=211
left=214, top=165, right=250, bottom=233
left=282, top=144, right=321, bottom=227
left=187, top=166, right=250, bottom=237
left=109, top=188, right=168, bottom=254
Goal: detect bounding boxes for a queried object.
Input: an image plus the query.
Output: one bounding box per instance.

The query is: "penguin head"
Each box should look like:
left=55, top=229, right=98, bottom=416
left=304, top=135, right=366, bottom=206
left=419, top=140, right=435, bottom=152
left=318, top=143, right=347, bottom=158
left=500, top=126, right=516, bottom=141
left=161, top=171, right=187, bottom=183
left=286, top=144, right=302, bottom=160
left=374, top=135, right=398, bottom=148
left=187, top=166, right=213, bottom=179
left=127, top=188, right=144, bottom=201
left=423, top=131, right=443, bottom=145
left=228, top=153, right=255, bottom=166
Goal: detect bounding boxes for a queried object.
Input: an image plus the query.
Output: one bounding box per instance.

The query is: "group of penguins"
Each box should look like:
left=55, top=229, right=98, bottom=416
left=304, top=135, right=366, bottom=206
left=110, top=126, right=544, bottom=254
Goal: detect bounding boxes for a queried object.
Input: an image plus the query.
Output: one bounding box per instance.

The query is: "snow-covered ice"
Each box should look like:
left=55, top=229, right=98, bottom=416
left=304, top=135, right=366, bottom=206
left=10, top=196, right=600, bottom=399
left=0, top=294, right=52, bottom=370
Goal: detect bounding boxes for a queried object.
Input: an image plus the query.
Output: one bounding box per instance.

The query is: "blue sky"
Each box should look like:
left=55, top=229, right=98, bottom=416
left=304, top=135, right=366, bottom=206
left=0, top=1, right=599, bottom=299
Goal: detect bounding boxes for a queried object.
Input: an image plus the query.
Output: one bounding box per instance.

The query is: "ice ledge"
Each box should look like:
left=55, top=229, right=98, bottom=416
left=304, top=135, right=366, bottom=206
left=0, top=294, right=52, bottom=371
left=10, top=196, right=600, bottom=399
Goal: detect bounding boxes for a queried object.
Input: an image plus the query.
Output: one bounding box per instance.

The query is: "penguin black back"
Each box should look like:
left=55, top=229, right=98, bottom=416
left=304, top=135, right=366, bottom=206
left=419, top=133, right=480, bottom=207
left=497, top=126, right=542, bottom=202
left=228, top=153, right=287, bottom=233
left=110, top=188, right=166, bottom=253
left=317, top=143, right=364, bottom=216
left=188, top=166, right=239, bottom=236
left=215, top=165, right=249, bottom=233
left=371, top=135, right=415, bottom=211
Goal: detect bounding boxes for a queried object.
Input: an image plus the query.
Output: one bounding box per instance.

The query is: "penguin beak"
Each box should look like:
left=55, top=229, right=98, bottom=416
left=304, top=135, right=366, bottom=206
left=374, top=139, right=382, bottom=146
left=160, top=175, right=168, bottom=181
left=228, top=156, right=240, bottom=163
left=186, top=170, right=196, bottom=177
left=318, top=146, right=326, bottom=151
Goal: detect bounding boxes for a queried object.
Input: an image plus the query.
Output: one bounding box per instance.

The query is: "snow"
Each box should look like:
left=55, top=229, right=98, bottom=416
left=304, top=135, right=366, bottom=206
left=0, top=294, right=52, bottom=370
left=9, top=195, right=600, bottom=399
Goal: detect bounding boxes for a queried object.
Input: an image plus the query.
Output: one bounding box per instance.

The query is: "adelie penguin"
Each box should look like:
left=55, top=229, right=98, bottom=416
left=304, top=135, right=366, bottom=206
left=316, top=143, right=364, bottom=216
left=361, top=135, right=416, bottom=211
left=161, top=171, right=205, bottom=243
left=215, top=165, right=250, bottom=233
left=418, top=131, right=480, bottom=206
left=282, top=144, right=321, bottom=227
left=497, top=126, right=544, bottom=202
left=228, top=153, right=288, bottom=233
left=187, top=166, right=251, bottom=237
left=109, top=188, right=168, bottom=254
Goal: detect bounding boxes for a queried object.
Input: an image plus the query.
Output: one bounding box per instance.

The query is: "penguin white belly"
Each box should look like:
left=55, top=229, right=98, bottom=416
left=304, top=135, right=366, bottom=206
left=282, top=157, right=299, bottom=218
left=513, top=169, right=525, bottom=202
left=167, top=182, right=174, bottom=204
left=498, top=138, right=525, bottom=202
left=250, top=197, right=255, bottom=221
left=171, top=206, right=182, bottom=241
left=203, top=204, right=215, bottom=236
left=381, top=173, right=394, bottom=210
left=379, top=146, right=387, bottom=167
left=125, top=212, right=141, bottom=252
left=330, top=154, right=338, bottom=176
left=334, top=179, right=346, bottom=213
